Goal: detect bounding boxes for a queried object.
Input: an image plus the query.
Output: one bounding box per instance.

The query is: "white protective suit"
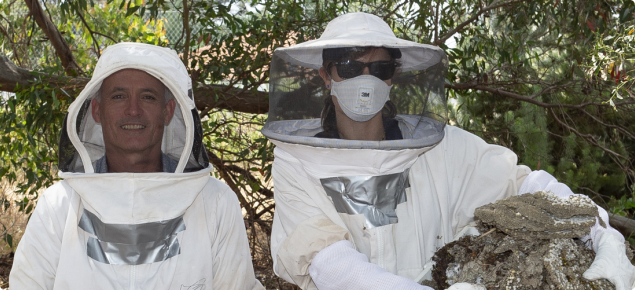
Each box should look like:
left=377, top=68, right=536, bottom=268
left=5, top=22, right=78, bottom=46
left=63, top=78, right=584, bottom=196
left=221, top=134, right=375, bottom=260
left=268, top=125, right=530, bottom=288
left=262, top=12, right=634, bottom=290
left=10, top=43, right=264, bottom=290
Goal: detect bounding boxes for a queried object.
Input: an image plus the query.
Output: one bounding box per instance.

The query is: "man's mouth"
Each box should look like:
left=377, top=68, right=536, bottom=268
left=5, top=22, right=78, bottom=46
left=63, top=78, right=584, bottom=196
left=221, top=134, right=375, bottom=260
left=121, top=124, right=146, bottom=130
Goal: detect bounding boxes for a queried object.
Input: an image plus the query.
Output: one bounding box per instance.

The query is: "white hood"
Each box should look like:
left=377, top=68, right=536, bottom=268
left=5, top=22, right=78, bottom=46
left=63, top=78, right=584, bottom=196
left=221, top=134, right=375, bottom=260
left=59, top=42, right=209, bottom=174
left=57, top=42, right=213, bottom=222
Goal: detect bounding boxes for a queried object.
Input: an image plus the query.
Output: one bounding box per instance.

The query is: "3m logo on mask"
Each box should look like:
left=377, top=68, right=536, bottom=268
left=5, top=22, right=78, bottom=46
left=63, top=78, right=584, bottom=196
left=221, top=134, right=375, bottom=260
left=354, top=87, right=374, bottom=114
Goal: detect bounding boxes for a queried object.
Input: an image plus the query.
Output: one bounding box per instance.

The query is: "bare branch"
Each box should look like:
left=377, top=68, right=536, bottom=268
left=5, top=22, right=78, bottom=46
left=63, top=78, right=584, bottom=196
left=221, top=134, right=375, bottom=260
left=578, top=109, right=635, bottom=140
left=382, top=1, right=408, bottom=21
left=609, top=214, right=635, bottom=238
left=76, top=11, right=102, bottom=58
left=434, top=0, right=525, bottom=46
left=208, top=153, right=273, bottom=199
left=548, top=108, right=623, bottom=158
left=0, top=56, right=269, bottom=113
left=23, top=0, right=82, bottom=76
left=0, top=55, right=35, bottom=91
left=195, top=83, right=269, bottom=114
left=182, top=0, right=191, bottom=66
left=447, top=82, right=635, bottom=109
left=207, top=150, right=252, bottom=214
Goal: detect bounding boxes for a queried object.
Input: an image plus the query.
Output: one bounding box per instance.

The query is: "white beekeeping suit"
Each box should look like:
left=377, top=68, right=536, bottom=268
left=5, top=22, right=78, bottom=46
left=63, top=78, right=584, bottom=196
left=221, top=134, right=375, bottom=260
left=261, top=12, right=634, bottom=290
left=10, top=43, right=264, bottom=290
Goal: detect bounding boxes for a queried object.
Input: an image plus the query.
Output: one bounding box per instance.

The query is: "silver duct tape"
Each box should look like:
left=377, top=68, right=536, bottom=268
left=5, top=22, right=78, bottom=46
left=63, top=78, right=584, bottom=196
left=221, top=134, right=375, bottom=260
left=78, top=209, right=185, bottom=265
left=78, top=209, right=185, bottom=244
left=320, top=169, right=410, bottom=228
left=86, top=234, right=181, bottom=265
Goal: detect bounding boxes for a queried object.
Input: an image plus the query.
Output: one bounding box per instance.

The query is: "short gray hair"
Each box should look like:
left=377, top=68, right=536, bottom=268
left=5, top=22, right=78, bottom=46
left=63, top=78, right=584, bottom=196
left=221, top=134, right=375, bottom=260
left=94, top=86, right=174, bottom=102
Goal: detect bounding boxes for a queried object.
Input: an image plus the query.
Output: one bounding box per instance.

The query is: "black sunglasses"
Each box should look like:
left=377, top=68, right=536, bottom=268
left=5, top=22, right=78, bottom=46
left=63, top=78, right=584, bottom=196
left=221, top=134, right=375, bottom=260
left=328, top=60, right=397, bottom=80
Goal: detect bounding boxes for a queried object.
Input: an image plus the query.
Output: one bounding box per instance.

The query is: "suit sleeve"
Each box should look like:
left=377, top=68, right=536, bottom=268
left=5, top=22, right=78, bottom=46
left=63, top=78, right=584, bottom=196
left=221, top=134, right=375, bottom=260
left=9, top=182, right=71, bottom=290
left=206, top=184, right=264, bottom=290
left=440, top=127, right=532, bottom=236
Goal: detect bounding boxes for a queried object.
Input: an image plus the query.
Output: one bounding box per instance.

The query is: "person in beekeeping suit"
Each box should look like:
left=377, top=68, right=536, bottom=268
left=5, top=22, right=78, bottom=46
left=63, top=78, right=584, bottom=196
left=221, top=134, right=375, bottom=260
left=261, top=12, right=635, bottom=290
left=9, top=42, right=264, bottom=290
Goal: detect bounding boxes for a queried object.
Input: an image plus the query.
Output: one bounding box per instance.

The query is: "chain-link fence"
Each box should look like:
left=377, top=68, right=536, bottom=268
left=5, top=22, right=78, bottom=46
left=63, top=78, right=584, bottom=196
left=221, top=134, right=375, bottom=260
left=155, top=10, right=201, bottom=45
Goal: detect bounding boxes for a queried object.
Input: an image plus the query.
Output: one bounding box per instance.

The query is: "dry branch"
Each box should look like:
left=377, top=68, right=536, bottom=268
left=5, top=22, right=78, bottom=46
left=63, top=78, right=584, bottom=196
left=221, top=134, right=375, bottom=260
left=23, top=0, right=82, bottom=76
left=0, top=56, right=269, bottom=113
left=0, top=56, right=33, bottom=91
left=609, top=214, right=635, bottom=238
left=433, top=0, right=525, bottom=46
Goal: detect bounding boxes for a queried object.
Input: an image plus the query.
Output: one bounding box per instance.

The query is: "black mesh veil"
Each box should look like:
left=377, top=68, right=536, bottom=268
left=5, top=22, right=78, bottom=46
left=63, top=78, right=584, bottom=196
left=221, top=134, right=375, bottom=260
left=262, top=45, right=448, bottom=150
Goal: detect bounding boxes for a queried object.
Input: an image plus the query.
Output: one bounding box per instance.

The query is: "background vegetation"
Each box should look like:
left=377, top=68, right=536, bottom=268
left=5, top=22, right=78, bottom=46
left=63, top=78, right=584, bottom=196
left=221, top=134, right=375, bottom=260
left=1, top=0, right=634, bottom=288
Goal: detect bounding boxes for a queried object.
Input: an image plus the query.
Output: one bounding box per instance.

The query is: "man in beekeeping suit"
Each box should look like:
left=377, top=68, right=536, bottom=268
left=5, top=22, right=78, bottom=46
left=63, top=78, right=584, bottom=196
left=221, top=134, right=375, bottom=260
left=10, top=43, right=264, bottom=290
left=261, top=12, right=635, bottom=290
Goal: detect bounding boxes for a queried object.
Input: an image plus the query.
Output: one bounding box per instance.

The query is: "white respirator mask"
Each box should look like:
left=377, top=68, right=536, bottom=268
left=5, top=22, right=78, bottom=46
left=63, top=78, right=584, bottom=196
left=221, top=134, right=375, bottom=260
left=330, top=75, right=393, bottom=122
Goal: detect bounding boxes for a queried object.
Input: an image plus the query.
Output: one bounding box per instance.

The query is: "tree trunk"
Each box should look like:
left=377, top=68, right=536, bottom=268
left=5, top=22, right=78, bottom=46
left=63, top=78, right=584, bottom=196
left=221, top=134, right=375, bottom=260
left=610, top=214, right=635, bottom=238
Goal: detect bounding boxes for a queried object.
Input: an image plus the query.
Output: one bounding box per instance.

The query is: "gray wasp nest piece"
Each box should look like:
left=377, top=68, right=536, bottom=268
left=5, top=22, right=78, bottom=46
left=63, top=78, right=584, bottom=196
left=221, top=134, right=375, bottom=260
left=425, top=191, right=618, bottom=289
left=474, top=191, right=603, bottom=240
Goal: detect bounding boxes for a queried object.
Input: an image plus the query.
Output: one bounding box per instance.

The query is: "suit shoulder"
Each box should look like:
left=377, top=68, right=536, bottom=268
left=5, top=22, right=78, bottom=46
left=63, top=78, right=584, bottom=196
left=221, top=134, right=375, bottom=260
left=40, top=181, right=74, bottom=210
left=200, top=177, right=239, bottom=205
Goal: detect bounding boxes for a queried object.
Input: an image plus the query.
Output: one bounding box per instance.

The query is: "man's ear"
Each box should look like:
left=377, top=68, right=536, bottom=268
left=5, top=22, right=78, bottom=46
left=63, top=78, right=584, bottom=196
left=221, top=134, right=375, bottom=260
left=91, top=98, right=101, bottom=123
left=319, top=67, right=332, bottom=89
left=164, top=99, right=176, bottom=125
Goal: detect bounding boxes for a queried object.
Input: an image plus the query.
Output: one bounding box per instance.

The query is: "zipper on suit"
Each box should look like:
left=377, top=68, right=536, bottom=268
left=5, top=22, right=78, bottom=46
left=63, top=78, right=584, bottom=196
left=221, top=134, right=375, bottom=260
left=377, top=228, right=384, bottom=269
left=129, top=265, right=136, bottom=290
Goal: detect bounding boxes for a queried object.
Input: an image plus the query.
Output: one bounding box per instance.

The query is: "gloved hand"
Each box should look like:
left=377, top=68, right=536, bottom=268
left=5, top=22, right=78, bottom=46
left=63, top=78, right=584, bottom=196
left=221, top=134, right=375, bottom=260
left=583, top=229, right=635, bottom=290
left=309, top=240, right=432, bottom=290
left=446, top=283, right=486, bottom=290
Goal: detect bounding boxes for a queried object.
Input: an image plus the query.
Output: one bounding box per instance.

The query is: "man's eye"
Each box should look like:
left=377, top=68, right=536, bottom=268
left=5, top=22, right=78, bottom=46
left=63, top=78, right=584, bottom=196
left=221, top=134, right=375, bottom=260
left=112, top=94, right=123, bottom=99
left=143, top=95, right=157, bottom=100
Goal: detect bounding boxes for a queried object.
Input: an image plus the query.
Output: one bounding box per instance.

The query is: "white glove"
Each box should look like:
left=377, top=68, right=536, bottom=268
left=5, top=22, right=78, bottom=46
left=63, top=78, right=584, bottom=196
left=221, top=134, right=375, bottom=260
left=583, top=229, right=635, bottom=290
left=521, top=170, right=635, bottom=289
left=518, top=170, right=575, bottom=198
left=309, top=240, right=431, bottom=290
left=447, top=283, right=486, bottom=290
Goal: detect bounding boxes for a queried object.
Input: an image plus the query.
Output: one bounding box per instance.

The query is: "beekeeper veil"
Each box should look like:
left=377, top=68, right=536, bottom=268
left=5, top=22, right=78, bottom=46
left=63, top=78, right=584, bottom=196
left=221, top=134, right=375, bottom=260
left=58, top=42, right=209, bottom=173
left=261, top=12, right=448, bottom=150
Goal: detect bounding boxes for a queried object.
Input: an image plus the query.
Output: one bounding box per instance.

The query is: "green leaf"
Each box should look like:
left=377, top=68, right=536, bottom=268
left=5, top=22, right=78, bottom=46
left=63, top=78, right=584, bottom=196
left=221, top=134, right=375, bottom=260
left=4, top=234, right=12, bottom=249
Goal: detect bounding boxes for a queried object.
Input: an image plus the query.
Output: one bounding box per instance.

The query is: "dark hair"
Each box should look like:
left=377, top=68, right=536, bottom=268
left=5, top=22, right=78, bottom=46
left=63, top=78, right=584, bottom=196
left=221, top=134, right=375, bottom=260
left=322, top=47, right=402, bottom=65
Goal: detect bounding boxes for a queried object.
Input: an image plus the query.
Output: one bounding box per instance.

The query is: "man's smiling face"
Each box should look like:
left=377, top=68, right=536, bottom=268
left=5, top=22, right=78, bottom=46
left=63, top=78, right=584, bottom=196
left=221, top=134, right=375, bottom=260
left=92, top=69, right=175, bottom=157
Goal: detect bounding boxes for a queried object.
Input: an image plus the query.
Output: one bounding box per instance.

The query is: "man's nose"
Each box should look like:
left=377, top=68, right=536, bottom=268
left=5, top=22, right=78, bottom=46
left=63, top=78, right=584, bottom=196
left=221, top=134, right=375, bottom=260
left=125, top=97, right=142, bottom=116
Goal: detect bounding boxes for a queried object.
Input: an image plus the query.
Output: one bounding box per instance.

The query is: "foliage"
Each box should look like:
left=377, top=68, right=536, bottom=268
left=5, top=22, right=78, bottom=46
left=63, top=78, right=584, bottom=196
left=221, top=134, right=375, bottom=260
left=443, top=0, right=635, bottom=212
left=1, top=0, right=635, bottom=276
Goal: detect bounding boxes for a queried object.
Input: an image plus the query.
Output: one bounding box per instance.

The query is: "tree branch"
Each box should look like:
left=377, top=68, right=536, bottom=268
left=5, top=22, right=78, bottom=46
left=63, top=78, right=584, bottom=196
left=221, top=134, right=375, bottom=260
left=0, top=56, right=33, bottom=91
left=447, top=82, right=635, bottom=109
left=206, top=150, right=252, bottom=214
left=548, top=108, right=623, bottom=158
left=182, top=0, right=191, bottom=66
left=609, top=214, right=635, bottom=238
left=0, top=56, right=269, bottom=113
left=195, top=83, right=269, bottom=114
left=23, top=0, right=82, bottom=76
left=433, top=0, right=524, bottom=46
left=76, top=10, right=102, bottom=57
left=208, top=152, right=273, bottom=199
